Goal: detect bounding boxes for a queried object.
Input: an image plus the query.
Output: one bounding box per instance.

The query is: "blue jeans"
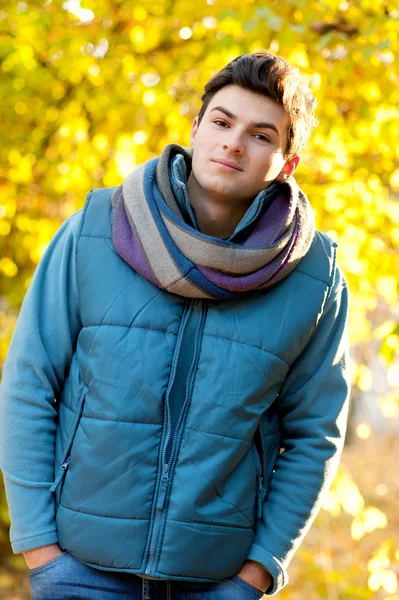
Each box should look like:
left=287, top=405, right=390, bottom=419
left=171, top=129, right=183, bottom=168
left=29, top=552, right=265, bottom=599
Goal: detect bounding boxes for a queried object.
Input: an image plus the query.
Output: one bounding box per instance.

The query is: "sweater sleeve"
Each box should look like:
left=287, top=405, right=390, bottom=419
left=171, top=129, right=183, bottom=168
left=246, top=263, right=350, bottom=595
left=0, top=210, right=83, bottom=554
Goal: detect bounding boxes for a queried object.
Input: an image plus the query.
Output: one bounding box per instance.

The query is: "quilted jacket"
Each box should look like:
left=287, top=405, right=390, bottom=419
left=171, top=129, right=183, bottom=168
left=0, top=186, right=350, bottom=595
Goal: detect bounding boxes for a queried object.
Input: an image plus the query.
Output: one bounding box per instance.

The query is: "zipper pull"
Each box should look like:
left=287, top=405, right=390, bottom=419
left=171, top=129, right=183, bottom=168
left=49, top=457, right=71, bottom=493
left=156, top=464, right=170, bottom=510
left=257, top=476, right=266, bottom=519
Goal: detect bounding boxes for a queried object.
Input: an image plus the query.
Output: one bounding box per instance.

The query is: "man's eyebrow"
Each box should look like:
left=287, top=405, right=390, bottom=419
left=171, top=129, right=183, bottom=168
left=209, top=105, right=280, bottom=136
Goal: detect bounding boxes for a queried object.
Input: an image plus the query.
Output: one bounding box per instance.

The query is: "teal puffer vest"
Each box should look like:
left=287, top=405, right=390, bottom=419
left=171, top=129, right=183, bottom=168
left=51, top=187, right=348, bottom=590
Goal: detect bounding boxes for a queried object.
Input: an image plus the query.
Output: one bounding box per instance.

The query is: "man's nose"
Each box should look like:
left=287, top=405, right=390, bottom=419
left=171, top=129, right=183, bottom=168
left=223, top=131, right=244, bottom=155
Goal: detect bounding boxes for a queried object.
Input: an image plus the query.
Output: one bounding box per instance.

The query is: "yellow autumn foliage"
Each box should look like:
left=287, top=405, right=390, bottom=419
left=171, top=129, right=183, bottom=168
left=0, top=1, right=398, bottom=599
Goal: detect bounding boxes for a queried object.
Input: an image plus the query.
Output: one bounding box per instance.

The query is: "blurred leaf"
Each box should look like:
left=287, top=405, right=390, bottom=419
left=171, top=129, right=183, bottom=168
left=1, top=2, right=399, bottom=597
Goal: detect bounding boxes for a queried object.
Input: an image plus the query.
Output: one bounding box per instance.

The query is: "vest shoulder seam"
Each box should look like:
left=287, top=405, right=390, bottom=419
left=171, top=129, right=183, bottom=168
left=292, top=268, right=330, bottom=286
left=75, top=190, right=95, bottom=326
left=80, top=234, right=112, bottom=240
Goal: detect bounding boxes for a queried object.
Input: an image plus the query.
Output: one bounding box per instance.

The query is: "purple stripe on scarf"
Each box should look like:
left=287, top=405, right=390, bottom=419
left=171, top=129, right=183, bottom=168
left=199, top=220, right=300, bottom=292
left=243, top=182, right=295, bottom=247
left=112, top=188, right=160, bottom=287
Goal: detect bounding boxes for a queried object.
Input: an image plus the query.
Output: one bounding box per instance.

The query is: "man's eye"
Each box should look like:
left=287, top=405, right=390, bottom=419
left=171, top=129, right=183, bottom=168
left=254, top=134, right=270, bottom=142
left=214, top=120, right=228, bottom=127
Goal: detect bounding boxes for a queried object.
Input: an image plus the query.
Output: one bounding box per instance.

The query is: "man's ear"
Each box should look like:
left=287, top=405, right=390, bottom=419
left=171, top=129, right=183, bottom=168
left=275, top=155, right=300, bottom=181
left=190, top=116, right=199, bottom=149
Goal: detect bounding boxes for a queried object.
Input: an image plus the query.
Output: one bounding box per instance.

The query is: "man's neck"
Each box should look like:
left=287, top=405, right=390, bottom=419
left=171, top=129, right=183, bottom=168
left=187, top=173, right=251, bottom=239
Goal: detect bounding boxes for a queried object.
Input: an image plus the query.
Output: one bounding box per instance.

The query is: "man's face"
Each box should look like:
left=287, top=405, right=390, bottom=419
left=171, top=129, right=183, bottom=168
left=189, top=84, right=299, bottom=205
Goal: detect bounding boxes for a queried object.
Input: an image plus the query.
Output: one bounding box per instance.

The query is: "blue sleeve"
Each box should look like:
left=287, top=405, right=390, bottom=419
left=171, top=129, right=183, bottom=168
left=247, top=264, right=350, bottom=595
left=0, top=210, right=83, bottom=553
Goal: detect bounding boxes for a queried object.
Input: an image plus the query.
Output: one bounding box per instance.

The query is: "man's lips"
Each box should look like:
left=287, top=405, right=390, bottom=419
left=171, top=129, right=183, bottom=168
left=211, top=159, right=243, bottom=171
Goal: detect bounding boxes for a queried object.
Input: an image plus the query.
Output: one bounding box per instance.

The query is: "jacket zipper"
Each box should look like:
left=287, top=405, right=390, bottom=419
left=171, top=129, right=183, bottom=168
left=253, top=436, right=266, bottom=520
left=229, top=202, right=264, bottom=240
left=145, top=299, right=205, bottom=575
left=50, top=385, right=88, bottom=494
left=227, top=188, right=275, bottom=241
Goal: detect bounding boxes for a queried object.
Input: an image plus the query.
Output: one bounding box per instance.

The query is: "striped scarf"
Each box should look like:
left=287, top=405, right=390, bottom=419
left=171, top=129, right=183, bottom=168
left=111, top=144, right=315, bottom=300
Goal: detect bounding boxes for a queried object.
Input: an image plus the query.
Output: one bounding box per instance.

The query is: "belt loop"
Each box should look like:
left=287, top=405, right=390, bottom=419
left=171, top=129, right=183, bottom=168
left=142, top=577, right=151, bottom=600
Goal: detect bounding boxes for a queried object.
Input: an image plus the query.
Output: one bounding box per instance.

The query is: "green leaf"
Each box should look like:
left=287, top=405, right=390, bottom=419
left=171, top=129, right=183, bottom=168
left=254, top=7, right=283, bottom=30
left=316, top=31, right=334, bottom=51
left=243, top=19, right=257, bottom=33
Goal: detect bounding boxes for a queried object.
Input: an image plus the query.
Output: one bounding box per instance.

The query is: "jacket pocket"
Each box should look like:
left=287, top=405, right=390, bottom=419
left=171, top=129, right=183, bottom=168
left=50, top=385, right=88, bottom=502
left=261, top=429, right=281, bottom=492
left=251, top=432, right=266, bottom=522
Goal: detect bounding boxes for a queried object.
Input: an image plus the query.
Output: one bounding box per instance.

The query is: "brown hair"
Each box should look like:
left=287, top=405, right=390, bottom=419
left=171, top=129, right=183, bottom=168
left=197, top=50, right=318, bottom=159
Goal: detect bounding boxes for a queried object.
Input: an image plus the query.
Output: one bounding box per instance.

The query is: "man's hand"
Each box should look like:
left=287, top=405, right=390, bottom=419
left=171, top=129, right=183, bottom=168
left=236, top=559, right=272, bottom=593
left=23, top=543, right=63, bottom=570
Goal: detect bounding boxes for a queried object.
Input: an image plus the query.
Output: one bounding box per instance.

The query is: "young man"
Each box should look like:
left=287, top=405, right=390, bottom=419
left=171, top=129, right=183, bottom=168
left=0, top=51, right=350, bottom=599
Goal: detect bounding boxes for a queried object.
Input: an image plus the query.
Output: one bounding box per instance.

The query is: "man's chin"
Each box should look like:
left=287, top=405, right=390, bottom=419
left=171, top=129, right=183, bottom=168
left=191, top=172, right=258, bottom=203
left=204, top=186, right=246, bottom=201
left=203, top=182, right=259, bottom=203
